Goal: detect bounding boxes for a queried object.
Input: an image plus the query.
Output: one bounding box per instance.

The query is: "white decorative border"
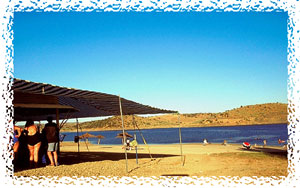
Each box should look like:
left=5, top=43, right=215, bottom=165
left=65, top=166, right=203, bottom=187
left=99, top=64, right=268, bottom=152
left=1, top=0, right=299, bottom=187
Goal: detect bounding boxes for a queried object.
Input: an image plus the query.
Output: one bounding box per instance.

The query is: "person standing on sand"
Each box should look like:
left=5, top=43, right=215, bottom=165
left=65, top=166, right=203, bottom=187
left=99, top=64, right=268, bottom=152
left=43, top=117, right=59, bottom=166
left=13, top=122, right=23, bottom=161
left=24, top=119, right=41, bottom=168
left=263, top=139, right=267, bottom=148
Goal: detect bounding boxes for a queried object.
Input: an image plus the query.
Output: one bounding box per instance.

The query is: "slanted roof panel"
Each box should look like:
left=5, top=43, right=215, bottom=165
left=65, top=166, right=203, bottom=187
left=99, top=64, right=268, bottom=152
left=13, top=78, right=177, bottom=121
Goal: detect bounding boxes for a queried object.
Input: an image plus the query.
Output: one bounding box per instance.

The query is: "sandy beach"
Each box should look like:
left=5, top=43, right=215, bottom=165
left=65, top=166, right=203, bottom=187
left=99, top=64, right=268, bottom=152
left=13, top=141, right=287, bottom=177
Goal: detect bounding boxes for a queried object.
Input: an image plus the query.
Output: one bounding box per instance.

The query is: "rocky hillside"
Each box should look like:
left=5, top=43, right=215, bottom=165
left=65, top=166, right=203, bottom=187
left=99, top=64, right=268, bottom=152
left=61, top=103, right=287, bottom=131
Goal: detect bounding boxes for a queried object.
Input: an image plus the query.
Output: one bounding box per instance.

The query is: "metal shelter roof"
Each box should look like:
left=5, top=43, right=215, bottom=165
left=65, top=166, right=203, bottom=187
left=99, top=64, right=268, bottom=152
left=13, top=78, right=177, bottom=121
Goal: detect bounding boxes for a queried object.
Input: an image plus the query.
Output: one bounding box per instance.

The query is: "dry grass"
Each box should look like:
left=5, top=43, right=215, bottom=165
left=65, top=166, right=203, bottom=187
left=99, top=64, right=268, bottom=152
left=61, top=103, right=287, bottom=132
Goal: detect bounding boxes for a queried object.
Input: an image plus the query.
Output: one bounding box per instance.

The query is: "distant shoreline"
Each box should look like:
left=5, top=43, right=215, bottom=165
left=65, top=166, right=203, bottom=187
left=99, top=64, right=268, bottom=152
left=60, top=122, right=287, bottom=133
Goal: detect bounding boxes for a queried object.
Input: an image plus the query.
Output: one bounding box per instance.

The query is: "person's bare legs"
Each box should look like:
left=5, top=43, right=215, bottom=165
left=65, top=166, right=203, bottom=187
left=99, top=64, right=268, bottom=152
left=47, top=151, right=55, bottom=166
left=27, top=145, right=34, bottom=168
left=33, top=142, right=41, bottom=168
left=53, top=151, right=58, bottom=166
left=13, top=141, right=20, bottom=159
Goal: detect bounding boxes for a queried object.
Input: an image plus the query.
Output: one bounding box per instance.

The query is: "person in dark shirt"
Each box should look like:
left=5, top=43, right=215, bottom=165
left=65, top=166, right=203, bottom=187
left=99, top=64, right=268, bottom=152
left=43, top=116, right=59, bottom=166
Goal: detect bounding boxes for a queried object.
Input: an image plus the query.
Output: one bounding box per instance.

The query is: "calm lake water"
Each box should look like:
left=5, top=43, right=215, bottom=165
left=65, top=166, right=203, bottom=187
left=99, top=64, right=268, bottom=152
left=62, top=124, right=288, bottom=146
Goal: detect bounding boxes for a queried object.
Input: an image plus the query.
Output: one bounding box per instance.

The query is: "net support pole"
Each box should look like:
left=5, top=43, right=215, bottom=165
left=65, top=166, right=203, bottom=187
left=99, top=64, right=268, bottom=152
left=119, top=95, right=128, bottom=173
left=178, top=113, right=184, bottom=166
left=134, top=120, right=153, bottom=160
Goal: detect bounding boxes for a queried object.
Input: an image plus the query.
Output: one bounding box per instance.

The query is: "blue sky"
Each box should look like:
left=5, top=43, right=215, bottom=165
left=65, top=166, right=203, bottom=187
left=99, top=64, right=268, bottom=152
left=13, top=12, right=288, bottom=114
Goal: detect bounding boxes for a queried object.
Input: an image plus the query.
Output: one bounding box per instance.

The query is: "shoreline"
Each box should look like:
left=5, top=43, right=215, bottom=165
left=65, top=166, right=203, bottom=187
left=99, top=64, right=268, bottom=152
left=60, top=122, right=287, bottom=133
left=63, top=141, right=286, bottom=147
left=60, top=142, right=287, bottom=153
left=62, top=141, right=285, bottom=147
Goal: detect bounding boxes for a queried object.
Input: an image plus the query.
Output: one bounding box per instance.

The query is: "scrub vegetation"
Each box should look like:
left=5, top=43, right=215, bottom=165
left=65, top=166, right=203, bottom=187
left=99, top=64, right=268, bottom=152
left=61, top=103, right=287, bottom=132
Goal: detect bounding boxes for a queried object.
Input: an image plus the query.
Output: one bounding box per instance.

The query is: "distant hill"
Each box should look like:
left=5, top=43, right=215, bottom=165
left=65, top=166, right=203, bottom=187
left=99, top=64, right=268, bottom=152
left=60, top=103, right=287, bottom=132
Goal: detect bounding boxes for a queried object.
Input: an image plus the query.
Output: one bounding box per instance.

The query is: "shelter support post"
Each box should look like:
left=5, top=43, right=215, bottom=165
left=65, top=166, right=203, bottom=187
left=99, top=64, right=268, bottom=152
left=76, top=118, right=80, bottom=157
left=56, top=109, right=59, bottom=127
left=134, top=133, right=138, bottom=165
left=38, top=120, right=41, bottom=132
left=119, top=95, right=128, bottom=173
left=56, top=108, right=60, bottom=164
left=178, top=113, right=184, bottom=166
left=132, top=115, right=138, bottom=165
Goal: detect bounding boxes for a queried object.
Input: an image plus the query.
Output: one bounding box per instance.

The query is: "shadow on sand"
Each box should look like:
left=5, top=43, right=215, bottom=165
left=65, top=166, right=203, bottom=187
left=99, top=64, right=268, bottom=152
left=14, top=150, right=179, bottom=173
left=59, top=151, right=178, bottom=165
left=238, top=147, right=287, bottom=158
